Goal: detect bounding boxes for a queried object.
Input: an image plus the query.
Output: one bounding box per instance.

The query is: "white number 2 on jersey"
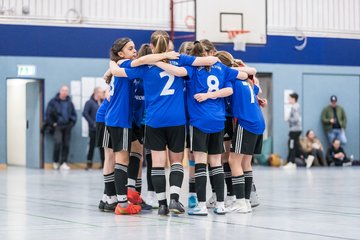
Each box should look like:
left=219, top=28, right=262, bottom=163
left=242, top=81, right=255, bottom=103
left=160, top=71, right=175, bottom=96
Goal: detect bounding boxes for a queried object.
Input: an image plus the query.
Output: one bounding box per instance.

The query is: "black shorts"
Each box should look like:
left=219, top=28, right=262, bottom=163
left=145, top=125, right=185, bottom=153
left=224, top=116, right=234, bottom=141
left=131, top=123, right=144, bottom=144
left=231, top=124, right=263, bottom=155
left=189, top=125, right=224, bottom=155
left=96, top=122, right=112, bottom=148
left=107, top=126, right=132, bottom=152
left=186, top=125, right=191, bottom=149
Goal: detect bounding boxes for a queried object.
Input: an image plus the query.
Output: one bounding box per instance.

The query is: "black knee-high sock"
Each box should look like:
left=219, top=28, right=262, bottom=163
left=136, top=178, right=142, bottom=193
left=151, top=167, right=167, bottom=206
left=114, top=164, right=128, bottom=207
left=170, top=163, right=184, bottom=201
left=189, top=177, right=196, bottom=194
left=208, top=165, right=215, bottom=193
left=210, top=166, right=225, bottom=202
left=104, top=172, right=116, bottom=197
left=145, top=151, right=154, bottom=192
left=128, top=152, right=141, bottom=190
left=232, top=175, right=245, bottom=199
left=195, top=163, right=207, bottom=202
left=223, top=163, right=233, bottom=196
left=244, top=171, right=253, bottom=200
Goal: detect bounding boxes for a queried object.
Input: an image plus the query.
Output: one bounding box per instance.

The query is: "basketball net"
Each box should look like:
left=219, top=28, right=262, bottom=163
left=228, top=30, right=250, bottom=52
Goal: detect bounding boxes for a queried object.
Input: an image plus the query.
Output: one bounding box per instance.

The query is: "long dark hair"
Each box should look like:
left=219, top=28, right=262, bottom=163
left=109, top=38, right=132, bottom=62
left=190, top=41, right=210, bottom=71
left=137, top=43, right=152, bottom=58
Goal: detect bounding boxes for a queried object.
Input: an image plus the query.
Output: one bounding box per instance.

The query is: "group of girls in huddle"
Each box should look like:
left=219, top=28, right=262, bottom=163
left=95, top=30, right=266, bottom=216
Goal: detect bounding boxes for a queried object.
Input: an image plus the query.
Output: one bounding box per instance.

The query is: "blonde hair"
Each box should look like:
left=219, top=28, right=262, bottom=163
left=150, top=30, right=169, bottom=54
left=178, top=41, right=194, bottom=54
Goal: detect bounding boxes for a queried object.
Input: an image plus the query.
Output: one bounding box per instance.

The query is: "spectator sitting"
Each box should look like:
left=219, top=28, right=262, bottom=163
left=300, top=130, right=327, bottom=168
left=326, top=139, right=351, bottom=167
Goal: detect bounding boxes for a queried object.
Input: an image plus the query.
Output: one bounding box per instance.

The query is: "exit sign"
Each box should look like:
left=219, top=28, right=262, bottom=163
left=17, top=65, right=36, bottom=76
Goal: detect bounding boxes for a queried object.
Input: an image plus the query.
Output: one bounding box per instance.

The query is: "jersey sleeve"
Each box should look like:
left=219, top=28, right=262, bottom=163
left=125, top=66, right=145, bottom=80
left=223, top=64, right=239, bottom=83
left=254, top=84, right=260, bottom=96
left=119, top=59, right=132, bottom=68
left=179, top=54, right=196, bottom=66
left=183, top=66, right=195, bottom=79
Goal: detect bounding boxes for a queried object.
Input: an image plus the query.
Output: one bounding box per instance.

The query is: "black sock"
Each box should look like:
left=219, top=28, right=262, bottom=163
left=210, top=166, right=225, bottom=202
left=169, top=163, right=184, bottom=201
left=223, top=163, right=233, bottom=196
left=136, top=178, right=142, bottom=193
left=151, top=167, right=167, bottom=206
left=145, top=151, right=154, bottom=191
left=195, top=163, right=207, bottom=202
left=104, top=172, right=116, bottom=197
left=127, top=152, right=141, bottom=190
left=208, top=165, right=215, bottom=193
left=189, top=177, right=196, bottom=194
left=232, top=175, right=245, bottom=199
left=114, top=163, right=128, bottom=207
left=244, top=171, right=253, bottom=200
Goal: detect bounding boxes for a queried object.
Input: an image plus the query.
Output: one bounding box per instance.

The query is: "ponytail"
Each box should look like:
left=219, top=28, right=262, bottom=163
left=109, top=37, right=131, bottom=62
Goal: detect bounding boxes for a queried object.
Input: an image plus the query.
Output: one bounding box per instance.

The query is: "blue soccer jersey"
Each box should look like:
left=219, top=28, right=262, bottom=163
left=232, top=81, right=265, bottom=135
left=105, top=60, right=134, bottom=128
left=186, top=62, right=237, bottom=133
left=96, top=98, right=109, bottom=123
left=125, top=54, right=195, bottom=128
left=132, top=78, right=145, bottom=127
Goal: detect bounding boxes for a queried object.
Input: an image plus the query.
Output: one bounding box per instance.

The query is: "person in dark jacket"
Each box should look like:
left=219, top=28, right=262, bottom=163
left=83, top=87, right=104, bottom=170
left=326, top=139, right=351, bottom=166
left=45, top=85, right=77, bottom=170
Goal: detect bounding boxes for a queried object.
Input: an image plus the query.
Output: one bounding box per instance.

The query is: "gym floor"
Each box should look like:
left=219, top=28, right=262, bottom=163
left=1, top=166, right=359, bottom=240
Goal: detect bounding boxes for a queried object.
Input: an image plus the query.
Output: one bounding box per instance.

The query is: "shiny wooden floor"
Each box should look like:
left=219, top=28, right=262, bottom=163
left=1, top=166, right=359, bottom=240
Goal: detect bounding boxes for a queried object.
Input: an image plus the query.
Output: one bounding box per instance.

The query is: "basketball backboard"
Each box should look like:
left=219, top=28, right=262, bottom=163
left=195, top=0, right=267, bottom=44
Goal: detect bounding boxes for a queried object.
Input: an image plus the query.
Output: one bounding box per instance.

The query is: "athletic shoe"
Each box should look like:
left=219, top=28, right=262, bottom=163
left=245, top=199, right=252, bottom=213
left=169, top=199, right=185, bottom=214
left=343, top=162, right=352, bottom=167
left=188, top=195, right=198, bottom=209
left=305, top=155, right=315, bottom=168
left=206, top=193, right=217, bottom=208
left=225, top=195, right=236, bottom=208
left=98, top=200, right=105, bottom=211
left=227, top=199, right=248, bottom=213
left=140, top=201, right=153, bottom=211
left=115, top=202, right=141, bottom=215
left=53, top=163, right=59, bottom=170
left=104, top=202, right=117, bottom=212
left=127, top=188, right=142, bottom=205
left=213, top=202, right=226, bottom=215
left=250, top=183, right=260, bottom=208
left=158, top=205, right=169, bottom=216
left=60, top=163, right=70, bottom=170
left=188, top=202, right=208, bottom=216
left=282, top=162, right=297, bottom=169
left=146, top=192, right=159, bottom=209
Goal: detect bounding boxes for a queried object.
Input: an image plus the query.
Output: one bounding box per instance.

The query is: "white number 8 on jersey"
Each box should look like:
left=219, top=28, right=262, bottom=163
left=207, top=75, right=220, bottom=92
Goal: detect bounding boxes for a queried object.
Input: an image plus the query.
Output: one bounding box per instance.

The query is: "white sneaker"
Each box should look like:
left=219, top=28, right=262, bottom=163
left=188, top=202, right=208, bottom=216
left=225, top=195, right=236, bottom=208
left=213, top=202, right=226, bottom=215
left=305, top=155, right=315, bottom=168
left=146, top=191, right=159, bottom=209
left=53, top=162, right=59, bottom=170
left=206, top=193, right=217, bottom=208
left=60, top=163, right=70, bottom=170
left=282, top=162, right=297, bottom=169
left=245, top=199, right=252, bottom=213
left=250, top=183, right=260, bottom=208
left=228, top=199, right=248, bottom=213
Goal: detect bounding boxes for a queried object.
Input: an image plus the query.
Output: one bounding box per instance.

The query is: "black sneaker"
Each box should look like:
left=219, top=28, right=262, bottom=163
left=158, top=205, right=169, bottom=216
left=140, top=201, right=153, bottom=212
left=169, top=199, right=185, bottom=214
left=104, top=202, right=117, bottom=212
left=98, top=200, right=105, bottom=211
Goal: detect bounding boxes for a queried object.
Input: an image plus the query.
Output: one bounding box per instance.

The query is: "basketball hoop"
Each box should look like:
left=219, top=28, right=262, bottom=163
left=185, top=15, right=195, bottom=30
left=227, top=30, right=250, bottom=52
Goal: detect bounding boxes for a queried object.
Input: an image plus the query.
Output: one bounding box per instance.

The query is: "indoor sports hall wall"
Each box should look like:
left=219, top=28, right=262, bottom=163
left=0, top=24, right=359, bottom=165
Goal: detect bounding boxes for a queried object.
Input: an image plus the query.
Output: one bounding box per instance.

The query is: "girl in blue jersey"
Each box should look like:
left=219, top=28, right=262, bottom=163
left=105, top=37, right=179, bottom=215
left=217, top=51, right=265, bottom=214
left=109, top=31, right=219, bottom=216
left=153, top=41, right=252, bottom=216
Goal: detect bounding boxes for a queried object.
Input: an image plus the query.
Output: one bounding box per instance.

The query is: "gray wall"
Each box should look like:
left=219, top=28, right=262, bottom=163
left=1, top=57, right=360, bottom=165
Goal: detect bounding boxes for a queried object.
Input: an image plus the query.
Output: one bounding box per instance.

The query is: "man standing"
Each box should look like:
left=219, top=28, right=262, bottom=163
left=45, top=86, right=77, bottom=170
left=283, top=92, right=302, bottom=169
left=83, top=87, right=104, bottom=170
left=321, top=95, right=347, bottom=145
